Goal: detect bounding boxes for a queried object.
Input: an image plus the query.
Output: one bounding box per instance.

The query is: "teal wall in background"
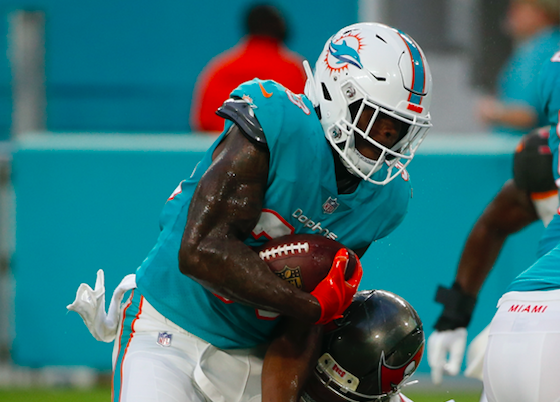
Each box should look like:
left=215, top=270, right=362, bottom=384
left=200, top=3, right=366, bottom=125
left=12, top=134, right=217, bottom=368
left=0, top=14, right=9, bottom=139
left=11, top=133, right=544, bottom=373
left=0, top=1, right=359, bottom=139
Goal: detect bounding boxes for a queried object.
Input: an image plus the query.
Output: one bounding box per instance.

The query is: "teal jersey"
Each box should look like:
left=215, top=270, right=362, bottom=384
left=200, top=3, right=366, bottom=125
left=494, top=27, right=560, bottom=135
left=135, top=79, right=411, bottom=349
left=515, top=50, right=560, bottom=289
left=508, top=242, right=560, bottom=292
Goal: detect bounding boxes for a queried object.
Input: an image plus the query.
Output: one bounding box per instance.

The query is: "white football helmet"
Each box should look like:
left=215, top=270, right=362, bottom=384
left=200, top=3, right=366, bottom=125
left=304, top=22, right=433, bottom=185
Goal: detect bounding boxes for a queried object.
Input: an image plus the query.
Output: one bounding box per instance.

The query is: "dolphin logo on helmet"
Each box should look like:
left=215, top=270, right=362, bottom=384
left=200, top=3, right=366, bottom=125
left=329, top=40, right=363, bottom=69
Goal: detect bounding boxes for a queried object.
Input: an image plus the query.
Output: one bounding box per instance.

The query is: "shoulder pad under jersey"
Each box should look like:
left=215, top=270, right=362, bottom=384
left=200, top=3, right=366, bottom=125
left=216, top=97, right=267, bottom=146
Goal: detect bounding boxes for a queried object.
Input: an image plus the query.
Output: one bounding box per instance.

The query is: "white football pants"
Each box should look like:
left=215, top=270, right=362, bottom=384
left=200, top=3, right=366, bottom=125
left=111, top=289, right=264, bottom=402
left=483, top=289, right=560, bottom=402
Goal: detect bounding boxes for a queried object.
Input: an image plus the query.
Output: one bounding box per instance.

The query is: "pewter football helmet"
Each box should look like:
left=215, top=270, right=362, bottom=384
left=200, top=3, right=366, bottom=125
left=302, top=290, right=424, bottom=402
left=304, top=23, right=432, bottom=185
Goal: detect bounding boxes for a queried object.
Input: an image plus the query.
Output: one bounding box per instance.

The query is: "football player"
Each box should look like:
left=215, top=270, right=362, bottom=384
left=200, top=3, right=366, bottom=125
left=262, top=290, right=425, bottom=402
left=69, top=22, right=432, bottom=402
left=428, top=127, right=558, bottom=384
left=479, top=48, right=560, bottom=402
left=431, top=50, right=560, bottom=402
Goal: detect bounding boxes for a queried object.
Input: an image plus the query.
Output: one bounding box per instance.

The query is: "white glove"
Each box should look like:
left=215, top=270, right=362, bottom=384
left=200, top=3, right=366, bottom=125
left=67, top=269, right=136, bottom=342
left=427, top=328, right=467, bottom=385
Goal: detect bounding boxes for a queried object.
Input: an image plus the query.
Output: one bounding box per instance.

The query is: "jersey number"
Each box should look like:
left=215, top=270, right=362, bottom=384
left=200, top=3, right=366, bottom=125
left=167, top=180, right=184, bottom=201
left=251, top=209, right=295, bottom=239
left=286, top=90, right=311, bottom=115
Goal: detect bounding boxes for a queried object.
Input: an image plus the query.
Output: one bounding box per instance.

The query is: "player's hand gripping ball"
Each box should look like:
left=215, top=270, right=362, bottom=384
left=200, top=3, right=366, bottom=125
left=255, top=234, right=358, bottom=292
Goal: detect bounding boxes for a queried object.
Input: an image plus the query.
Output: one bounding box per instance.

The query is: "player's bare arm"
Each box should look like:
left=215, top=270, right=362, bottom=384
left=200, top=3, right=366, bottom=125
left=261, top=317, right=323, bottom=402
left=179, top=125, right=322, bottom=323
left=433, top=180, right=537, bottom=331
left=455, top=179, right=538, bottom=296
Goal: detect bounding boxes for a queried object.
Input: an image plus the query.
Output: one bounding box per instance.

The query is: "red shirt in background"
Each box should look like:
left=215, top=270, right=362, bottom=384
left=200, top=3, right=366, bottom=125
left=190, top=35, right=307, bottom=132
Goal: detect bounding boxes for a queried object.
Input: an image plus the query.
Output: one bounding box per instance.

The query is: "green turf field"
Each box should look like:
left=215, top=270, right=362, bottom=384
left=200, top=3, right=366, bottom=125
left=0, top=387, right=483, bottom=402
left=405, top=390, right=482, bottom=402
left=0, top=387, right=110, bottom=402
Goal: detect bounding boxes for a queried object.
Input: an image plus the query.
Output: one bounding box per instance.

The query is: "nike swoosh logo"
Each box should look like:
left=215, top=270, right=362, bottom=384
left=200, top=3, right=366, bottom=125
left=259, top=82, right=273, bottom=98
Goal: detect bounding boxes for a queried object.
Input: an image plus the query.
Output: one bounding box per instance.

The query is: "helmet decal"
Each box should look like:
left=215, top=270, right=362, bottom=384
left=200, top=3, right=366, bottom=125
left=325, top=31, right=365, bottom=73
left=395, top=29, right=427, bottom=105
left=378, top=343, right=424, bottom=393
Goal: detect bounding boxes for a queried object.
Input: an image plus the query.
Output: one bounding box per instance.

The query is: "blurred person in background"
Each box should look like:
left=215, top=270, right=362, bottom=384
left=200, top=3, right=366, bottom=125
left=477, top=0, right=560, bottom=135
left=190, top=3, right=306, bottom=132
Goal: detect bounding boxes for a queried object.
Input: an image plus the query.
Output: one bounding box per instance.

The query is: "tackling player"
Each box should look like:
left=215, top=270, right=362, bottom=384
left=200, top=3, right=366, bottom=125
left=480, top=47, right=560, bottom=402
left=69, top=22, right=433, bottom=402
left=262, top=289, right=425, bottom=402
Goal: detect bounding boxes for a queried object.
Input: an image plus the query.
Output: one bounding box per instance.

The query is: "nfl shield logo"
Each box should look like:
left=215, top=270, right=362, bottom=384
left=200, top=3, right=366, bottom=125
left=322, top=196, right=339, bottom=214
left=274, top=266, right=303, bottom=289
left=157, top=332, right=173, bottom=347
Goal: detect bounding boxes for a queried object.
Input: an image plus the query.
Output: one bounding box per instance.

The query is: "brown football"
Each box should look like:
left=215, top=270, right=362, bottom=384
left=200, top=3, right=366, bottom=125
left=255, top=234, right=357, bottom=292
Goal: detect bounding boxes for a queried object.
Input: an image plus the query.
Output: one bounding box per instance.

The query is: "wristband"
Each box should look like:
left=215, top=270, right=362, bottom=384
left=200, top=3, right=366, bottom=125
left=433, top=282, right=476, bottom=331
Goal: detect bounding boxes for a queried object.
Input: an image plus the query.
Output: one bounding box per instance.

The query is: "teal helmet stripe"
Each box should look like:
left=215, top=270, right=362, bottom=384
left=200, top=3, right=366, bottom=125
left=395, top=29, right=426, bottom=105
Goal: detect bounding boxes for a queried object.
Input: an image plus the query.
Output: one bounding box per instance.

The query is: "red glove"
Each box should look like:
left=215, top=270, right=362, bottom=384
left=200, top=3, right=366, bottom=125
left=311, top=248, right=363, bottom=325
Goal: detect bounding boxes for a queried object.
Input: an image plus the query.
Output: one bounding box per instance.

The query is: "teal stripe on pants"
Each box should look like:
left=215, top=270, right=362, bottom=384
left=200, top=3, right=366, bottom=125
left=112, top=289, right=141, bottom=402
